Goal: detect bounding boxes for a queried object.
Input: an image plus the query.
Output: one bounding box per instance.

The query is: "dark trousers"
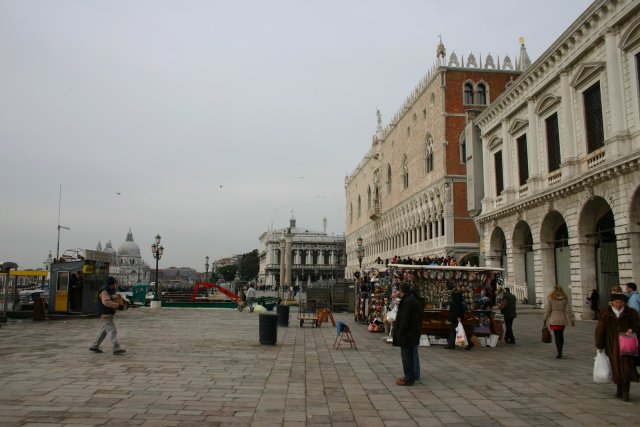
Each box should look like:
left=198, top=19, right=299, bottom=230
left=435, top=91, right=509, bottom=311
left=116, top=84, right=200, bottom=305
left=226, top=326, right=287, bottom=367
left=448, top=319, right=459, bottom=347
left=504, top=317, right=515, bottom=343
left=400, top=346, right=418, bottom=383
left=553, top=328, right=565, bottom=356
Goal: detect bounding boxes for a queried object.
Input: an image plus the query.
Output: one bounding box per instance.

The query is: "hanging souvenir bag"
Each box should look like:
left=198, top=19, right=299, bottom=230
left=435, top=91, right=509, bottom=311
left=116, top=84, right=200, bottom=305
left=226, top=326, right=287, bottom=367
left=619, top=333, right=639, bottom=356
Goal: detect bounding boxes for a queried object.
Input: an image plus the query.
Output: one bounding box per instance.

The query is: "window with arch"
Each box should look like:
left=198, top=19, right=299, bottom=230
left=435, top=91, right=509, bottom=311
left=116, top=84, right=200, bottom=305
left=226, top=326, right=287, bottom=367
left=349, top=203, right=353, bottom=223
left=402, top=156, right=409, bottom=189
left=583, top=81, right=604, bottom=153
left=357, top=196, right=361, bottom=218
left=494, top=150, right=504, bottom=194
left=546, top=113, right=561, bottom=172
left=516, top=134, right=529, bottom=185
left=476, top=83, right=487, bottom=105
left=386, top=164, right=392, bottom=195
left=425, top=137, right=434, bottom=173
left=463, top=82, right=474, bottom=105
left=367, top=186, right=371, bottom=210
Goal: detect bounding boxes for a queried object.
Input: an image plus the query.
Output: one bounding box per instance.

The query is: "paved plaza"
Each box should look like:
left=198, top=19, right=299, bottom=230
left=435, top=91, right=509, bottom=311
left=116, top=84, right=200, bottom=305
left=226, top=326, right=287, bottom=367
left=1, top=302, right=639, bottom=427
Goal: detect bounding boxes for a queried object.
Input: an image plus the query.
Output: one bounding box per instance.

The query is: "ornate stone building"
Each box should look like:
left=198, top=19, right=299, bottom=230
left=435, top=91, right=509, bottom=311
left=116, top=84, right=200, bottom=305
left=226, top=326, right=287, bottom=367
left=345, top=41, right=523, bottom=278
left=96, top=229, right=150, bottom=287
left=258, top=216, right=346, bottom=288
left=466, top=0, right=640, bottom=318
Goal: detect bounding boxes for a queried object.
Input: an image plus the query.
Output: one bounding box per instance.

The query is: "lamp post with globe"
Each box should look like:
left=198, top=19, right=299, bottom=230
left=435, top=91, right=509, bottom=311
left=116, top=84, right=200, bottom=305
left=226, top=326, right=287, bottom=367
left=150, top=235, right=164, bottom=309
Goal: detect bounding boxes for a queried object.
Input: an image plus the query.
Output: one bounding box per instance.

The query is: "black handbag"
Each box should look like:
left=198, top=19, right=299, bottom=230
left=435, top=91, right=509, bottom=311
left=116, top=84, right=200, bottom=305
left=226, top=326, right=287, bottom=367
left=542, top=325, right=552, bottom=343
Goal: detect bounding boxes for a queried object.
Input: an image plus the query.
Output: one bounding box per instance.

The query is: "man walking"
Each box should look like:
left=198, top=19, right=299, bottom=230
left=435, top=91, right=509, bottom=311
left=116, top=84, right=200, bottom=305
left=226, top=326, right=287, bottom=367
left=393, top=282, right=423, bottom=386
left=90, top=276, right=126, bottom=355
left=501, top=288, right=517, bottom=344
left=246, top=284, right=257, bottom=312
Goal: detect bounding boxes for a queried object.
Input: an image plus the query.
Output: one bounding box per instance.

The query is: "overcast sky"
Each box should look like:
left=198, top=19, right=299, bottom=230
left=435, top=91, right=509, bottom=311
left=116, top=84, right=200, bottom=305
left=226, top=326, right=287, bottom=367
left=1, top=0, right=593, bottom=271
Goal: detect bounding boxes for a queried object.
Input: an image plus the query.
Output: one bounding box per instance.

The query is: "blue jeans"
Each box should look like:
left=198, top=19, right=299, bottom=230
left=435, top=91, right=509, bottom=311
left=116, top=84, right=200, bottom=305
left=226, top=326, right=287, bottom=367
left=401, top=345, right=419, bottom=382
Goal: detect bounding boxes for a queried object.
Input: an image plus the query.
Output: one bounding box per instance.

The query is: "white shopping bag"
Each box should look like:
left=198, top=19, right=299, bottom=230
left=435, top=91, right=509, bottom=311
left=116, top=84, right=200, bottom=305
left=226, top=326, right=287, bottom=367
left=488, top=334, right=499, bottom=348
left=419, top=335, right=431, bottom=347
left=593, top=350, right=612, bottom=384
left=454, top=323, right=468, bottom=347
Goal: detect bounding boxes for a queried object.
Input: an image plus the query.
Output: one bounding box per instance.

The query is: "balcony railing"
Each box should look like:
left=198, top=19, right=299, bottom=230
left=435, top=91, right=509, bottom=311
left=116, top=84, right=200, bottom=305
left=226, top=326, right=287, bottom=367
left=518, top=185, right=528, bottom=198
left=587, top=148, right=606, bottom=170
left=548, top=170, right=562, bottom=186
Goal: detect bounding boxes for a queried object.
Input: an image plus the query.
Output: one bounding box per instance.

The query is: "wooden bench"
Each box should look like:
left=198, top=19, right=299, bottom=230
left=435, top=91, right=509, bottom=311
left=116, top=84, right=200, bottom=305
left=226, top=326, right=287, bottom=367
left=297, top=308, right=336, bottom=327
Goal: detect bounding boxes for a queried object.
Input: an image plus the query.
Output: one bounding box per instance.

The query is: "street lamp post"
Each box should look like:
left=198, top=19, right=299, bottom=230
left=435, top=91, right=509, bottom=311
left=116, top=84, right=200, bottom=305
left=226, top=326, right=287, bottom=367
left=150, top=235, right=164, bottom=309
left=205, top=256, right=210, bottom=282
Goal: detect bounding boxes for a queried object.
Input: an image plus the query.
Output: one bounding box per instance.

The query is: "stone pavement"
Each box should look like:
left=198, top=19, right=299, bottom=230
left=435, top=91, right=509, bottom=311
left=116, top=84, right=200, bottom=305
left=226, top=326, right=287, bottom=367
left=0, top=303, right=639, bottom=427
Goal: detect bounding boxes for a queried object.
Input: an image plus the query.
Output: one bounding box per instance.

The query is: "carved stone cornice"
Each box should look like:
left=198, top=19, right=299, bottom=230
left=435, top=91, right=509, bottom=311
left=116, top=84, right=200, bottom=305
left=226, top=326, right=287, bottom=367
left=475, top=155, right=640, bottom=224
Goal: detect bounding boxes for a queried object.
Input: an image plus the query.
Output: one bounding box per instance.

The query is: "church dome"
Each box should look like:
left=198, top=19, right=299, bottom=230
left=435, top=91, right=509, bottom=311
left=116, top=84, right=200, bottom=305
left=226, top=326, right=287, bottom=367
left=104, top=240, right=116, bottom=256
left=117, top=229, right=141, bottom=256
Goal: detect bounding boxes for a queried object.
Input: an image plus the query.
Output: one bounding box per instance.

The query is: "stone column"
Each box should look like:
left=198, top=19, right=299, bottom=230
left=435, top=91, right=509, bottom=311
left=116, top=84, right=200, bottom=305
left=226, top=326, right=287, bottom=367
left=501, top=121, right=514, bottom=193
left=605, top=29, right=624, bottom=135
left=560, top=71, right=576, bottom=160
left=284, top=233, right=293, bottom=291
left=481, top=136, right=492, bottom=210
left=279, top=238, right=286, bottom=290
left=526, top=97, right=541, bottom=190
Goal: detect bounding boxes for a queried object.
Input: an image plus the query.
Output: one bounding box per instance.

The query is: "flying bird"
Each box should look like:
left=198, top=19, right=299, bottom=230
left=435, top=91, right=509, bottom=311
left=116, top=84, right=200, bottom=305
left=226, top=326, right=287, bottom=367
left=116, top=192, right=121, bottom=195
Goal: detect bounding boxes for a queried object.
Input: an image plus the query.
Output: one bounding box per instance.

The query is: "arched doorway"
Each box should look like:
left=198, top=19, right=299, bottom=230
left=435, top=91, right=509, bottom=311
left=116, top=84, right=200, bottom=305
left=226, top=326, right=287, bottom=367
left=629, top=187, right=640, bottom=282
left=554, top=223, right=571, bottom=302
left=489, top=227, right=508, bottom=278
left=513, top=221, right=535, bottom=304
left=540, top=211, right=571, bottom=303
left=579, top=197, right=619, bottom=308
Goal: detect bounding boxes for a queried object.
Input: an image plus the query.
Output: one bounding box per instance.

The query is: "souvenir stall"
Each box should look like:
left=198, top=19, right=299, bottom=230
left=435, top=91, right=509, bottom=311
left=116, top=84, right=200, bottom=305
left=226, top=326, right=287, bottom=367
left=387, top=264, right=504, bottom=346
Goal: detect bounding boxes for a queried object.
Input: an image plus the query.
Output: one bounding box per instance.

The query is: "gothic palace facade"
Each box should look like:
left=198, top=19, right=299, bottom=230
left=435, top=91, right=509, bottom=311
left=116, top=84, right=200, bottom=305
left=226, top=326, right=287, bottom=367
left=345, top=41, right=524, bottom=279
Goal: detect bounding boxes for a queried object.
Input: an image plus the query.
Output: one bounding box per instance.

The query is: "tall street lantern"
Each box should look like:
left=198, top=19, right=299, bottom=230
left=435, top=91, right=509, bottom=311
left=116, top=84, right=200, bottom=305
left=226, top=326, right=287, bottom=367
left=205, top=256, right=210, bottom=282
left=151, top=234, right=164, bottom=308
left=356, top=236, right=364, bottom=273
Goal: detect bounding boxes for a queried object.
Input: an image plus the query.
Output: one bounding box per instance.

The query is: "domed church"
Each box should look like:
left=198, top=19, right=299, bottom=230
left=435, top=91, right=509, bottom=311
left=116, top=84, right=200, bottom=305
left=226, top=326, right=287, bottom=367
left=96, top=229, right=150, bottom=287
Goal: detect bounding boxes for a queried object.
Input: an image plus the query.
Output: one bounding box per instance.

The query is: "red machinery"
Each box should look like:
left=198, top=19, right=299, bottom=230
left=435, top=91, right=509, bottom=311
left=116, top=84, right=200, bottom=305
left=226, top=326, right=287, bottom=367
left=191, top=281, right=239, bottom=302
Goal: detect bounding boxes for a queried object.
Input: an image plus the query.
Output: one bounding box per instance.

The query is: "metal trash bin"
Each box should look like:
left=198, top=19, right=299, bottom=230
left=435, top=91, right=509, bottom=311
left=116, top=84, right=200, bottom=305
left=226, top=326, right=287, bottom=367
left=276, top=304, right=290, bottom=327
left=259, top=313, right=278, bottom=345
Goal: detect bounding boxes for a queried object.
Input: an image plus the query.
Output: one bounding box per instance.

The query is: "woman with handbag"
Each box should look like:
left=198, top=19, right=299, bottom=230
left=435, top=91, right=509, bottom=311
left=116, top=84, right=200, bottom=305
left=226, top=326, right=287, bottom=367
left=543, top=286, right=575, bottom=359
left=595, top=292, right=640, bottom=401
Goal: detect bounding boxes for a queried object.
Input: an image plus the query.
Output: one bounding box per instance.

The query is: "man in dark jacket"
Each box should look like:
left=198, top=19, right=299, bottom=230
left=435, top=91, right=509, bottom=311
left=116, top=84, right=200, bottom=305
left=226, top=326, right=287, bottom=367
left=393, top=282, right=423, bottom=386
left=501, top=288, right=517, bottom=344
left=89, top=276, right=126, bottom=355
